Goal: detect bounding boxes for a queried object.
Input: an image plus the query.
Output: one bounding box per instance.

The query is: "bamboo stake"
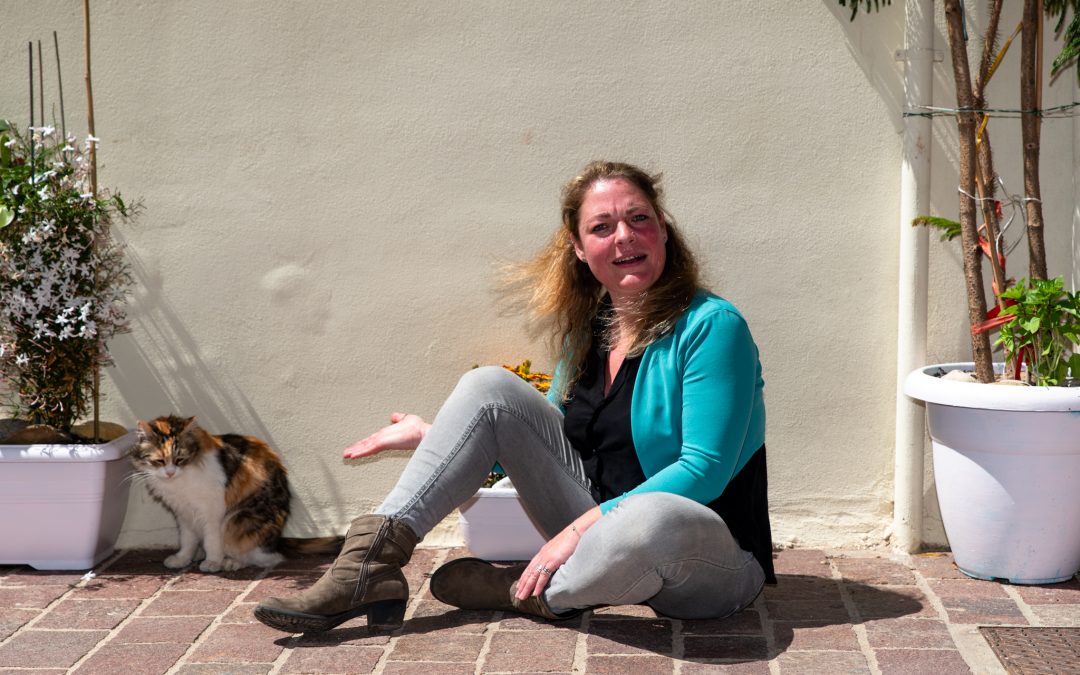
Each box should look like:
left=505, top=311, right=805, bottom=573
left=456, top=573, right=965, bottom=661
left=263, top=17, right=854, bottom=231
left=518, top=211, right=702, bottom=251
left=53, top=32, right=67, bottom=142
left=36, top=41, right=44, bottom=127
left=28, top=43, right=35, bottom=229
left=83, top=0, right=101, bottom=441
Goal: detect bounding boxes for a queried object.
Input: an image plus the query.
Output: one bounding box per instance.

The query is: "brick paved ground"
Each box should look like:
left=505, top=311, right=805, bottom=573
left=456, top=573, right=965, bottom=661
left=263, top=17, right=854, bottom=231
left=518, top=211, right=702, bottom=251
left=1, top=547, right=1078, bottom=674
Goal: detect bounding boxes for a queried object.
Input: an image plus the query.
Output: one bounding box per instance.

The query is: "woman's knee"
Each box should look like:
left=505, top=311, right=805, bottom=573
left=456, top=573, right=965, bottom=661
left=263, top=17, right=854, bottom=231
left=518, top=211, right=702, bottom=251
left=453, top=365, right=532, bottom=404
left=609, top=493, right=725, bottom=550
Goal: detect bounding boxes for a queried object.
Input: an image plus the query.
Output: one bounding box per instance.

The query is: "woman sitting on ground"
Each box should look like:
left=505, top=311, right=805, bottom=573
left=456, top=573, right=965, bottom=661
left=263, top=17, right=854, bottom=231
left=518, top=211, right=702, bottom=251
left=255, top=160, right=775, bottom=633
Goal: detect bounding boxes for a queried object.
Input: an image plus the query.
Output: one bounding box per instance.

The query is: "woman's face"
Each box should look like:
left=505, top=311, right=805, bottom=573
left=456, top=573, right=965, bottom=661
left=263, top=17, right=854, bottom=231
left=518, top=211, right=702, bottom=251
left=573, top=178, right=667, bottom=307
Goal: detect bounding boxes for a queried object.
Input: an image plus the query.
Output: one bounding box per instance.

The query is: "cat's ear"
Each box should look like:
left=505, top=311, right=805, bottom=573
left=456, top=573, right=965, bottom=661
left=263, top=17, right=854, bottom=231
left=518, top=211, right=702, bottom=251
left=181, top=416, right=198, bottom=434
left=136, top=420, right=155, bottom=440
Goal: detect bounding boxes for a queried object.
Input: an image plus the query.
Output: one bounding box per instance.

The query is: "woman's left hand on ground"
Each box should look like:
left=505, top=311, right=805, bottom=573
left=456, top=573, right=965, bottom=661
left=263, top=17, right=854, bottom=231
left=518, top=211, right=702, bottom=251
left=516, top=507, right=601, bottom=600
left=516, top=529, right=578, bottom=600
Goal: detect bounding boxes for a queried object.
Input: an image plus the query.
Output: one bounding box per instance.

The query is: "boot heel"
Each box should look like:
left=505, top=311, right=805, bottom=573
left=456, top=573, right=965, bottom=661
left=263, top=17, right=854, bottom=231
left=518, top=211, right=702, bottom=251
left=367, top=599, right=406, bottom=630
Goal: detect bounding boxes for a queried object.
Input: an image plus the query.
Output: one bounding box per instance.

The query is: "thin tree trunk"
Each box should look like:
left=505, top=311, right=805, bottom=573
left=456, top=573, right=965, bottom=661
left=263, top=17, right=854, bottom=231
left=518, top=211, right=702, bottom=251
left=83, top=0, right=101, bottom=440
left=972, top=0, right=1007, bottom=305
left=1022, top=0, right=1047, bottom=279
left=945, top=0, right=995, bottom=383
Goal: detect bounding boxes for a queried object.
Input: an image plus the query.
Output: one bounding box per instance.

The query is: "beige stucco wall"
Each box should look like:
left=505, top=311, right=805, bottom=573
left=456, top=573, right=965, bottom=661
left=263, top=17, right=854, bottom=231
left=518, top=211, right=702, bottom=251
left=2, top=2, right=1074, bottom=551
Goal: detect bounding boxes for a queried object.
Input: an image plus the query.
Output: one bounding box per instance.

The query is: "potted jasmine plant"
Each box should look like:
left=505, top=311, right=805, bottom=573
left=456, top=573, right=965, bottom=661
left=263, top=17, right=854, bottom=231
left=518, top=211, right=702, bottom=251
left=0, top=118, right=137, bottom=570
left=845, top=1, right=1080, bottom=583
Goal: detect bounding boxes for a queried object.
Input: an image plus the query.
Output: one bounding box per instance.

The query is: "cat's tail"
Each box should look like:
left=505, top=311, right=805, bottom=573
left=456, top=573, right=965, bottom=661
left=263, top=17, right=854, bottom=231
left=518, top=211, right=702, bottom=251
left=278, top=536, right=346, bottom=557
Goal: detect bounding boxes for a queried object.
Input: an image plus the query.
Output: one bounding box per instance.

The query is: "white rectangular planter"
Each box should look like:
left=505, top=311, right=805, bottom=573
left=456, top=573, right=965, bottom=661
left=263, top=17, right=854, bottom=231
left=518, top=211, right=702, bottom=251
left=0, top=431, right=136, bottom=570
left=458, top=478, right=547, bottom=561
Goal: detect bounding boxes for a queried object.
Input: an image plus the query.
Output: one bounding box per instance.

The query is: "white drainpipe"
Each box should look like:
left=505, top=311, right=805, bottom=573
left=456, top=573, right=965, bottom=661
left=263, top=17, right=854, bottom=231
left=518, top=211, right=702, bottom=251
left=893, top=0, right=936, bottom=553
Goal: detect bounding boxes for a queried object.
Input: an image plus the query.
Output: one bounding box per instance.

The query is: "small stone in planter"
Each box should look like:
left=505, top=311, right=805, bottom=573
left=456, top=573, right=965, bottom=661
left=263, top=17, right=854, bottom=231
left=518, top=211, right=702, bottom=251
left=941, top=370, right=977, bottom=382
left=70, top=421, right=129, bottom=442
left=0, top=418, right=30, bottom=444
left=2, top=424, right=75, bottom=444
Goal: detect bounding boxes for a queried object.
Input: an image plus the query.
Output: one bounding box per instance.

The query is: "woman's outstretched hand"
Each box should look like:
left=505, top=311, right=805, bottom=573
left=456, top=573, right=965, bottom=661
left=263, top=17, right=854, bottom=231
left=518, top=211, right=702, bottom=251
left=342, top=412, right=431, bottom=459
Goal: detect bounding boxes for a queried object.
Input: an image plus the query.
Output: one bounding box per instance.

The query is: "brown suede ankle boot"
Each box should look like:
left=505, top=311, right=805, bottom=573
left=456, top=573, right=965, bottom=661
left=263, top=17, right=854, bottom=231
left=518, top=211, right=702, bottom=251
left=254, top=515, right=418, bottom=633
left=429, top=557, right=578, bottom=620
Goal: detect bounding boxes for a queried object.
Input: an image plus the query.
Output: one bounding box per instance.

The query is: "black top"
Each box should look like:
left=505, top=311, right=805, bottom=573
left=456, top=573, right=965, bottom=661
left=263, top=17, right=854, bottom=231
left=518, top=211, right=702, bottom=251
left=563, top=335, right=776, bottom=584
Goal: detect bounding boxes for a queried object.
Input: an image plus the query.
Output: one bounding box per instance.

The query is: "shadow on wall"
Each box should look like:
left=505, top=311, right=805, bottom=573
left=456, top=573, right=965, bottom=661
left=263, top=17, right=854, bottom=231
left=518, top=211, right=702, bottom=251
left=823, top=0, right=906, bottom=134
left=107, top=243, right=345, bottom=537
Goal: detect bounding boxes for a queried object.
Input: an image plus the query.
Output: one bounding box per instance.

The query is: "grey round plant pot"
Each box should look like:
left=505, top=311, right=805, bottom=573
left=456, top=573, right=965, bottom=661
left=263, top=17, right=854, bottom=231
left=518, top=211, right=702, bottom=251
left=904, top=363, right=1080, bottom=584
left=0, top=431, right=136, bottom=570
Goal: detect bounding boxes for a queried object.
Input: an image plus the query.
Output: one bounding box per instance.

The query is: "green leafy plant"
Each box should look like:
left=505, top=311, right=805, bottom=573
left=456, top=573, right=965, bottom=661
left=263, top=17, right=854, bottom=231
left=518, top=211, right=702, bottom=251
left=846, top=1, right=1080, bottom=384
left=0, top=121, right=135, bottom=433
left=996, top=277, right=1080, bottom=386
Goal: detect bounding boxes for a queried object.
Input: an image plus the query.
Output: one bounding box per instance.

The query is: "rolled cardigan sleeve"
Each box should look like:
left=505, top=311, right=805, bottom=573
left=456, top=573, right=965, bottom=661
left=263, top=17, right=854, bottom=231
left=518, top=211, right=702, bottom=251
left=600, top=307, right=760, bottom=513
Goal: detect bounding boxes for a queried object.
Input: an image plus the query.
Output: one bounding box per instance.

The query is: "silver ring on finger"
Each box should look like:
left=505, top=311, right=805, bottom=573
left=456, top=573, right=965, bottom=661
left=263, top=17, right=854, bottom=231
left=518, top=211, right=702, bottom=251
left=536, top=564, right=552, bottom=576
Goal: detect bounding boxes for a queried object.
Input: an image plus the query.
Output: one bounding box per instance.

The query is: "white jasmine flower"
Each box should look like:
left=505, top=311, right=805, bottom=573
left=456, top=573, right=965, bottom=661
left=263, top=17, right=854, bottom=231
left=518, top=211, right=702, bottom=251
left=15, top=353, right=28, bottom=367
left=85, top=135, right=100, bottom=144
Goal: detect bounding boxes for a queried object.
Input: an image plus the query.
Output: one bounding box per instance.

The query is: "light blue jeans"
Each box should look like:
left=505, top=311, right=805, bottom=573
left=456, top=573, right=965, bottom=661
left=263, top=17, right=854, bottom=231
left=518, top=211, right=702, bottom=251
left=375, top=366, right=765, bottom=619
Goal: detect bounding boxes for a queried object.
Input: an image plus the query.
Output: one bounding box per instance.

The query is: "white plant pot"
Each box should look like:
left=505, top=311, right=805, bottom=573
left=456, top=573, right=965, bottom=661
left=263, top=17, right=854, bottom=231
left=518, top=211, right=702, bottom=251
left=0, top=431, right=136, bottom=570
left=458, top=477, right=547, bottom=560
left=905, top=363, right=1080, bottom=584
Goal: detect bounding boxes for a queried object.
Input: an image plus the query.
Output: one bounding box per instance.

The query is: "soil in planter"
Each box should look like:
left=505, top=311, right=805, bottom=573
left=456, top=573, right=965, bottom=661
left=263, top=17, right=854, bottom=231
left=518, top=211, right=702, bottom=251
left=0, top=418, right=129, bottom=444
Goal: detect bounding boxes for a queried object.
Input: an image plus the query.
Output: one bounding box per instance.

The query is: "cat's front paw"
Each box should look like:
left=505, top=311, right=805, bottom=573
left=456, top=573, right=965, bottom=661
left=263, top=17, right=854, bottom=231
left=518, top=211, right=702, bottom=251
left=221, top=557, right=244, bottom=572
left=199, top=558, right=224, bottom=573
left=164, top=553, right=193, bottom=569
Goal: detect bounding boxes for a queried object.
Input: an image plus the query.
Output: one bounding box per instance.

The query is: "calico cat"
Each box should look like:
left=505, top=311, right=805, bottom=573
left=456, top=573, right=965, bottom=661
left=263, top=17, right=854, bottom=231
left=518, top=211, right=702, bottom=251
left=130, top=415, right=339, bottom=572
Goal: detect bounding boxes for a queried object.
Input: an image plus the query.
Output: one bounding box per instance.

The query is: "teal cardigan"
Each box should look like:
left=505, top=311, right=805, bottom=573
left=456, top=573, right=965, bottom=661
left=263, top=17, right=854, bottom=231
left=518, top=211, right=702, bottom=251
left=549, top=291, right=766, bottom=515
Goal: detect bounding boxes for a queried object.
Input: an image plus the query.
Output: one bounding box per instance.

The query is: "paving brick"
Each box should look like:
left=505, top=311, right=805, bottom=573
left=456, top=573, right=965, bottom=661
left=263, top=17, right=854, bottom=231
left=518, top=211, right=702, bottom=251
left=585, top=654, right=675, bottom=673
left=172, top=665, right=270, bottom=675
left=111, top=615, right=214, bottom=643
left=774, top=650, right=871, bottom=674
left=0, top=629, right=109, bottom=668
left=291, top=626, right=391, bottom=647
left=927, top=578, right=1010, bottom=600
left=682, top=609, right=763, bottom=635
left=0, top=569, right=86, bottom=586
left=764, top=577, right=850, bottom=622
left=1028, top=603, right=1080, bottom=626
left=389, top=632, right=486, bottom=662
left=73, top=573, right=169, bottom=599
left=499, top=613, right=583, bottom=630
left=278, top=643, right=383, bottom=674
left=101, top=549, right=181, bottom=574
left=910, top=552, right=965, bottom=579
left=70, top=642, right=188, bottom=675
left=586, top=618, right=673, bottom=655
left=874, top=648, right=972, bottom=674
left=168, top=569, right=262, bottom=590
left=1011, top=577, right=1080, bottom=604
left=141, top=589, right=240, bottom=616
left=683, top=635, right=768, bottom=660
left=847, top=584, right=935, bottom=619
left=0, top=585, right=70, bottom=609
left=381, top=662, right=475, bottom=674
left=221, top=602, right=263, bottom=624
left=772, top=621, right=860, bottom=651
left=33, top=597, right=140, bottom=630
left=272, top=553, right=335, bottom=572
left=242, top=572, right=322, bottom=603
left=862, top=618, right=956, bottom=649
left=482, top=629, right=578, bottom=672
left=772, top=549, right=831, bottom=577
left=679, top=661, right=771, bottom=674
left=187, top=622, right=287, bottom=663
left=833, top=556, right=915, bottom=585
left=0, top=607, right=38, bottom=640
left=592, top=604, right=661, bottom=619
left=403, top=599, right=494, bottom=633
left=942, top=598, right=1028, bottom=625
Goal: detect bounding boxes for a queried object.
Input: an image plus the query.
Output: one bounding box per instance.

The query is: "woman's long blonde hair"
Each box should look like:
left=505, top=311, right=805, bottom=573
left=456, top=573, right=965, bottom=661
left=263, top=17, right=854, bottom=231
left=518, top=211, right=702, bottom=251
left=505, top=161, right=701, bottom=401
